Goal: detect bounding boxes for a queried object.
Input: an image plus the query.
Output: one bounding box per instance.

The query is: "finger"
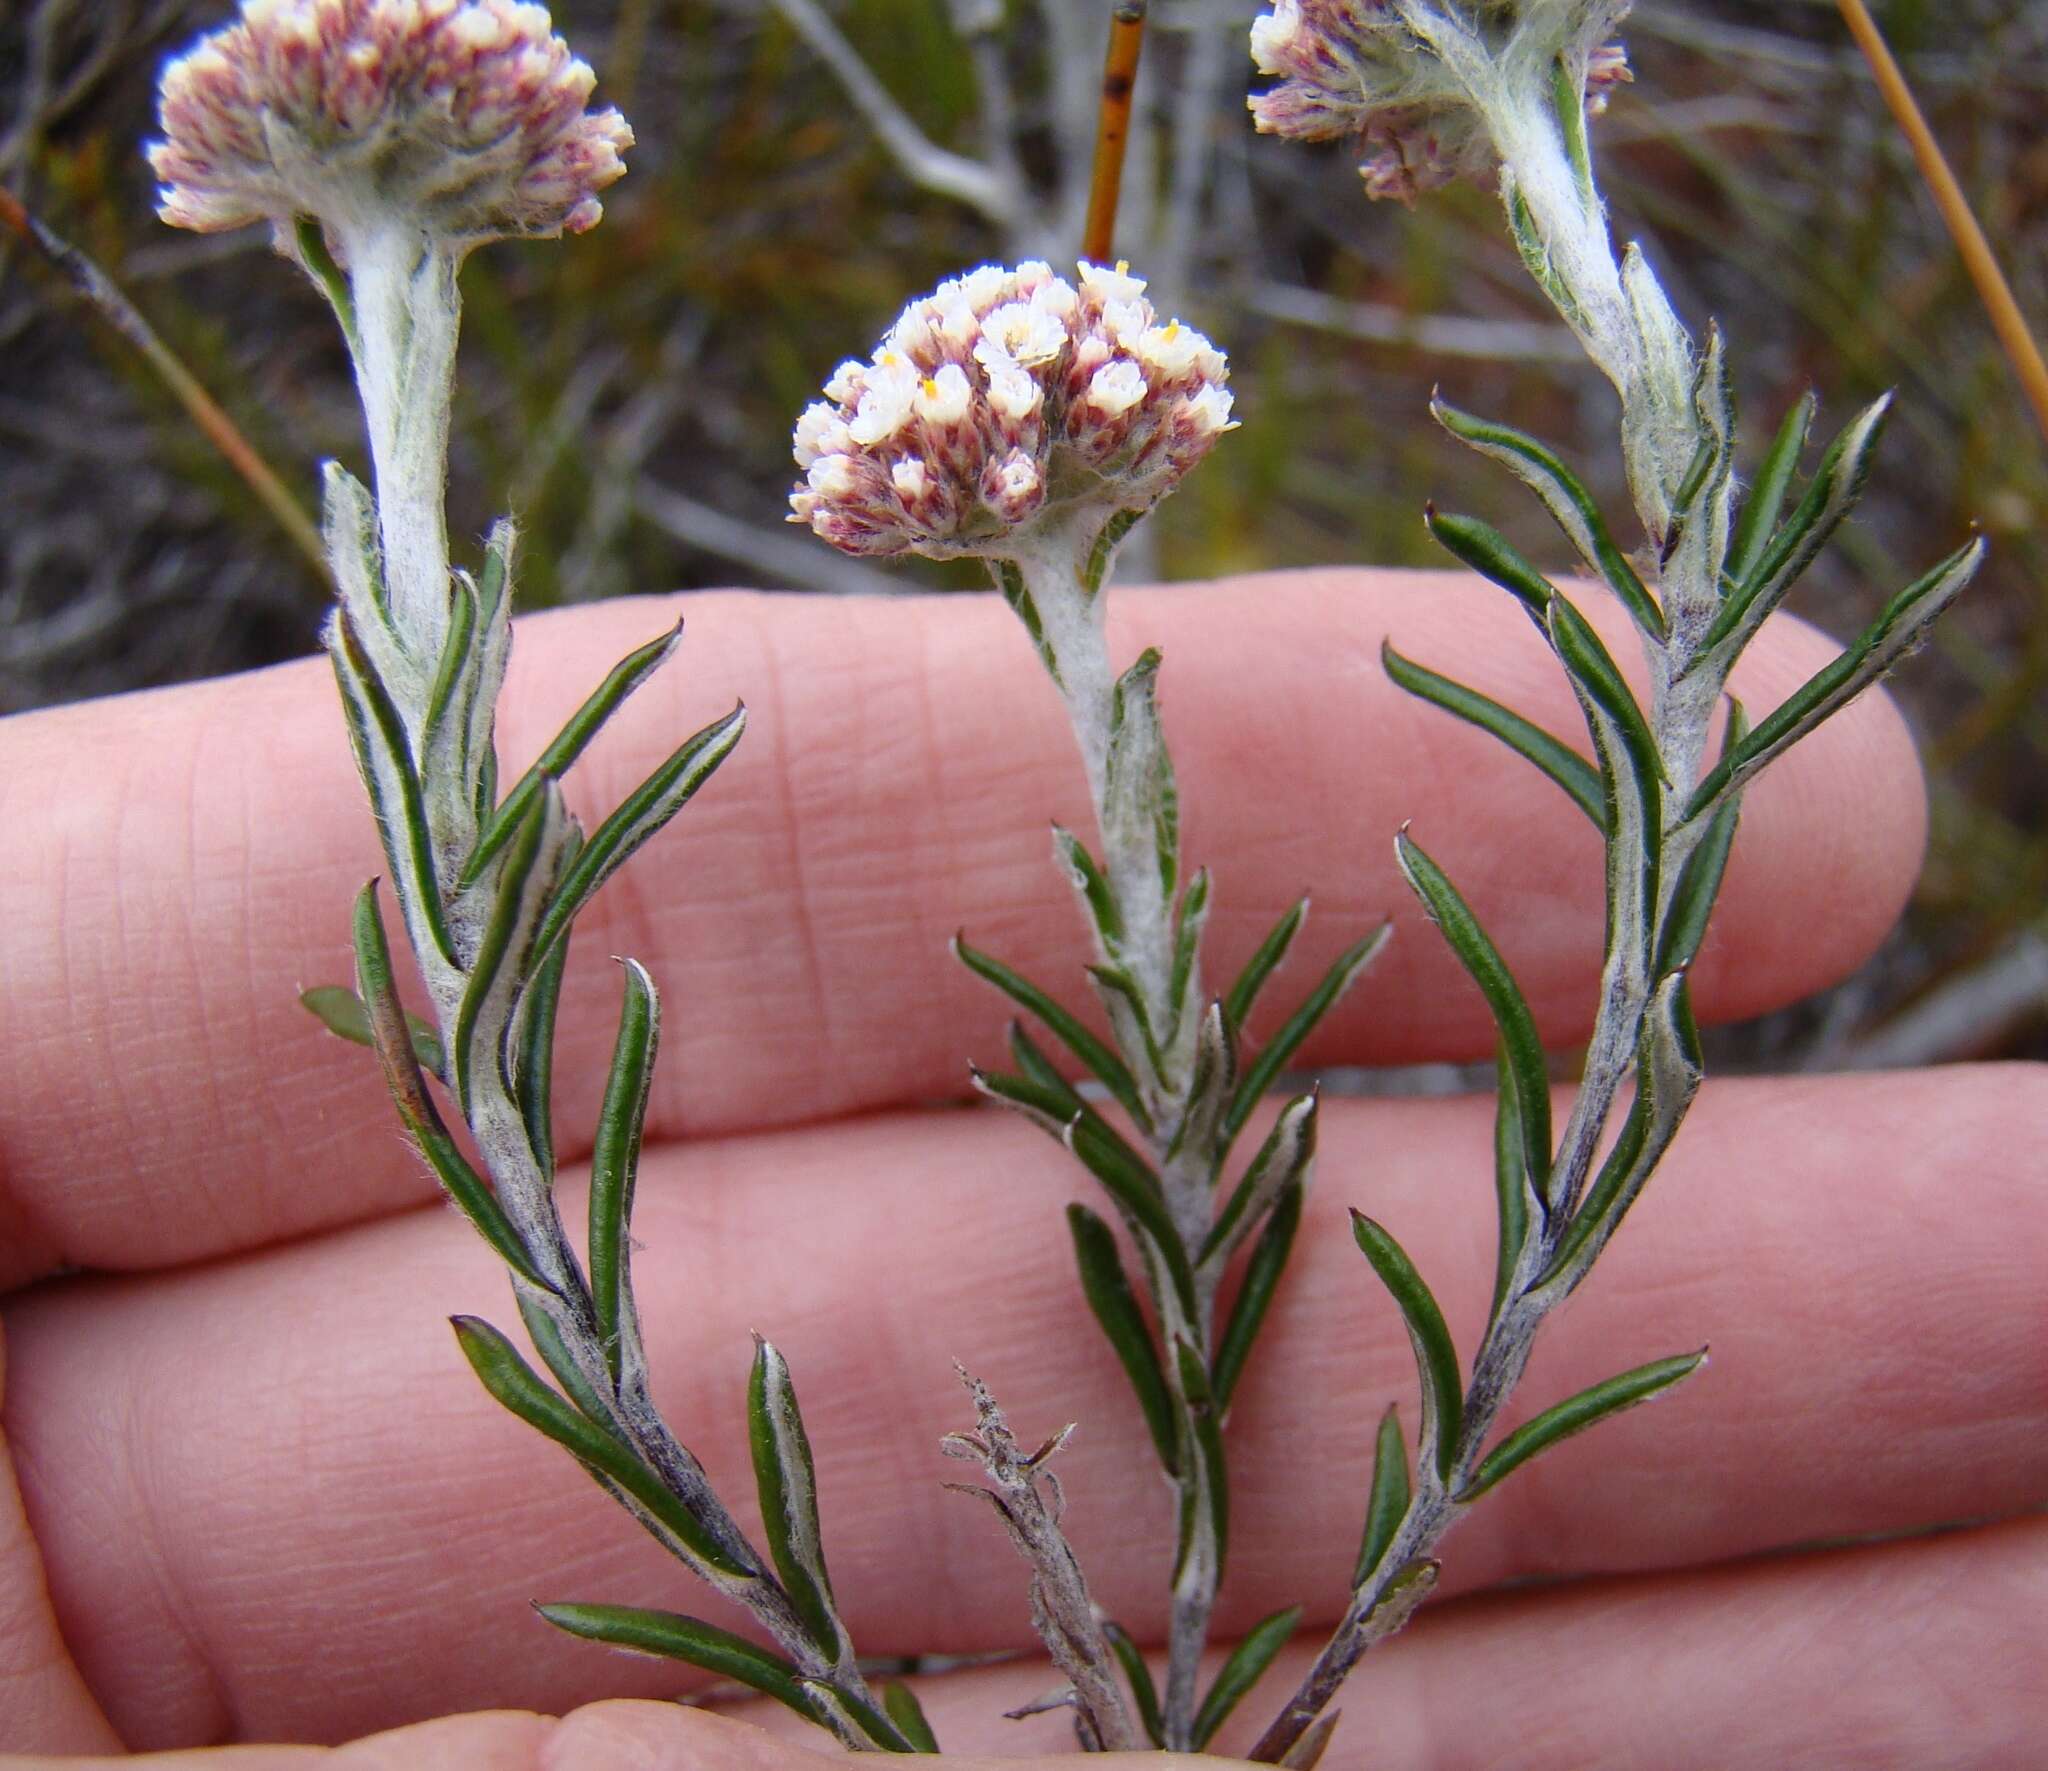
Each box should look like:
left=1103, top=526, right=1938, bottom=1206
left=0, top=570, right=1927, bottom=1282
left=8, top=1067, right=2040, bottom=1746
left=720, top=1517, right=2048, bottom=1768
left=0, top=1322, right=122, bottom=1755
left=0, top=1700, right=1190, bottom=1769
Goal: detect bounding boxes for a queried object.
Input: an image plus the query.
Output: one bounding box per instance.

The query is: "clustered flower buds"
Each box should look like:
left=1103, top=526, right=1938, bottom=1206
left=1248, top=0, right=1632, bottom=202
left=149, top=0, right=632, bottom=249
left=790, top=260, right=1235, bottom=559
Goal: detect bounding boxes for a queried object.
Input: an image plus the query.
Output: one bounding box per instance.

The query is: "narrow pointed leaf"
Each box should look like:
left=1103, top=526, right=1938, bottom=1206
left=1725, top=391, right=1816, bottom=587
left=1213, top=1178, right=1302, bottom=1410
left=1102, top=1621, right=1165, bottom=1748
left=451, top=782, right=559, bottom=1113
left=1458, top=1351, right=1707, bottom=1501
left=1202, top=1092, right=1316, bottom=1267
left=1007, top=1021, right=1083, bottom=1110
left=590, top=960, right=659, bottom=1384
left=1278, top=1706, right=1342, bottom=1771
left=749, top=1336, right=843, bottom=1656
left=1546, top=592, right=1663, bottom=794
left=1396, top=834, right=1550, bottom=1198
left=1383, top=643, right=1604, bottom=829
left=1106, top=648, right=1179, bottom=901
left=350, top=884, right=543, bottom=1289
left=1657, top=700, right=1748, bottom=973
left=527, top=704, right=748, bottom=973
left=452, top=1315, right=751, bottom=1577
left=1221, top=897, right=1307, bottom=1037
left=1354, top=1405, right=1411, bottom=1587
left=463, top=623, right=685, bottom=889
left=992, top=560, right=1059, bottom=683
left=1539, top=972, right=1704, bottom=1286
left=1693, top=393, right=1892, bottom=673
left=536, top=1603, right=815, bottom=1720
left=1431, top=398, right=1665, bottom=639
left=465, top=521, right=517, bottom=821
left=1084, top=507, right=1143, bottom=596
left=1168, top=867, right=1212, bottom=1034
left=882, top=1683, right=940, bottom=1753
left=516, top=1291, right=622, bottom=1437
left=330, top=614, right=456, bottom=967
left=1193, top=1605, right=1304, bottom=1749
left=512, top=886, right=575, bottom=1181
left=1175, top=1337, right=1229, bottom=1567
left=1687, top=535, right=1983, bottom=821
left=1088, top=961, right=1166, bottom=1085
left=1067, top=1204, right=1179, bottom=1475
left=299, top=984, right=445, bottom=1079
left=1052, top=824, right=1123, bottom=950
left=1489, top=1046, right=1530, bottom=1321
left=1067, top=1115, right=1197, bottom=1323
left=1422, top=506, right=1556, bottom=628
left=1224, top=926, right=1388, bottom=1138
left=1163, top=1000, right=1234, bottom=1170
left=954, top=936, right=1151, bottom=1133
left=1351, top=1212, right=1463, bottom=1482
left=800, top=1681, right=916, bottom=1754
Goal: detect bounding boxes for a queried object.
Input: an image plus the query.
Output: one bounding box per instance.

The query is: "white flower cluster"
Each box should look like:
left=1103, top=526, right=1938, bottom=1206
left=150, top=0, right=632, bottom=248
left=790, top=260, right=1235, bottom=560
left=1248, top=0, right=1632, bottom=203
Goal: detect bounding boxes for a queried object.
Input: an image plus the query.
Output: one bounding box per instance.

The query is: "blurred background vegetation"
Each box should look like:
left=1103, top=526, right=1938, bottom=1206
left=2, top=0, right=2043, bottom=1065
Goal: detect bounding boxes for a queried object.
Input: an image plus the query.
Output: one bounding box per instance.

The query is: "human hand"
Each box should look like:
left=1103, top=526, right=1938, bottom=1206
left=2, top=571, right=2041, bottom=1766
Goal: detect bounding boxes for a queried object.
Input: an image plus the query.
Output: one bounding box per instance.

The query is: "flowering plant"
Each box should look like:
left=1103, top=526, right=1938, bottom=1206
left=132, top=0, right=1981, bottom=1762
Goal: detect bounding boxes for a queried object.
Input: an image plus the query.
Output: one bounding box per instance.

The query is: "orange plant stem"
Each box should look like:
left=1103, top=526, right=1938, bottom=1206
left=1834, top=0, right=2048, bottom=452
left=1081, top=4, right=1147, bottom=266
left=0, top=185, right=330, bottom=583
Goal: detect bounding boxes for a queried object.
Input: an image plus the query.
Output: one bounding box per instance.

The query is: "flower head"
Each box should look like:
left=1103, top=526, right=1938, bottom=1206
left=790, top=260, right=1234, bottom=560
left=149, top=0, right=632, bottom=249
left=1247, top=0, right=1631, bottom=202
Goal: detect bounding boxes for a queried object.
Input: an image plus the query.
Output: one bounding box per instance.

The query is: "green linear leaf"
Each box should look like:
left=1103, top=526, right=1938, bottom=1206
left=299, top=984, right=446, bottom=1079
left=1007, top=1020, right=1083, bottom=1108
left=462, top=622, right=685, bottom=890
left=1101, top=1621, right=1165, bottom=1748
left=1067, top=1204, right=1180, bottom=1476
left=1395, top=834, right=1550, bottom=1199
left=528, top=704, right=747, bottom=975
left=1201, top=1092, right=1316, bottom=1268
left=1052, top=824, right=1123, bottom=951
left=991, top=559, right=1060, bottom=684
left=452, top=1315, right=751, bottom=1577
left=466, top=521, right=517, bottom=821
left=1382, top=643, right=1605, bottom=830
left=1657, top=699, right=1748, bottom=973
left=330, top=614, right=456, bottom=968
left=294, top=218, right=359, bottom=350
left=1163, top=1000, right=1234, bottom=1171
left=1351, top=1212, right=1463, bottom=1483
left=1224, top=926, right=1388, bottom=1139
left=452, top=783, right=557, bottom=1114
left=1687, top=534, right=1984, bottom=821
left=535, top=1603, right=816, bottom=1720
left=516, top=1292, right=621, bottom=1437
left=1174, top=1337, right=1229, bottom=1568
left=513, top=886, right=574, bottom=1182
left=1088, top=961, right=1167, bottom=1086
left=1212, top=1178, right=1302, bottom=1411
left=1725, top=391, right=1816, bottom=587
left=1489, top=1046, right=1530, bottom=1323
left=1431, top=397, right=1666, bottom=639
left=1106, top=647, right=1179, bottom=902
left=590, top=960, right=658, bottom=1384
left=1221, top=897, right=1307, bottom=1037
left=1193, top=1605, right=1304, bottom=1750
left=1423, top=506, right=1557, bottom=630
left=1457, top=1351, right=1707, bottom=1501
left=882, top=1682, right=940, bottom=1753
left=1169, top=867, right=1211, bottom=1036
left=1353, top=1405, right=1410, bottom=1587
left=420, top=570, right=480, bottom=803
left=749, top=1336, right=843, bottom=1657
left=1697, top=395, right=1892, bottom=664
left=1545, top=592, right=1663, bottom=793
left=954, top=936, right=1152, bottom=1133
left=1085, top=507, right=1144, bottom=596
left=350, top=883, right=544, bottom=1290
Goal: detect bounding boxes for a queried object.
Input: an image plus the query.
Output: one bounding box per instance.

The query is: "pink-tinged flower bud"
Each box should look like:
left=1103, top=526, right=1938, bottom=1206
left=148, top=0, right=632, bottom=251
left=1246, top=1, right=1631, bottom=203
left=789, top=260, right=1235, bottom=561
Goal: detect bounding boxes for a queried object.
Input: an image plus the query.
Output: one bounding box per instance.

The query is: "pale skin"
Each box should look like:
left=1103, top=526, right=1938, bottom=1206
left=0, top=568, right=2042, bottom=1768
